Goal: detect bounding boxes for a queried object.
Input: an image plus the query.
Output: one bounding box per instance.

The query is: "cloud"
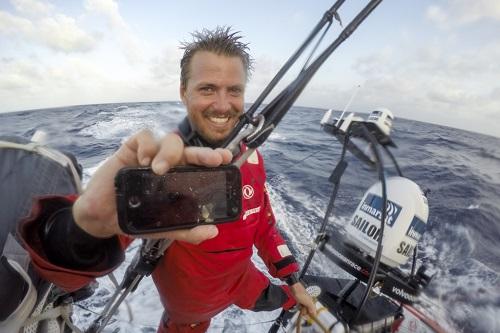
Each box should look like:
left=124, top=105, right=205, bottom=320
left=427, top=0, right=500, bottom=27
left=246, top=54, right=284, bottom=102
left=10, top=0, right=53, bottom=17
left=0, top=56, right=105, bottom=94
left=38, top=15, right=96, bottom=52
left=0, top=58, right=44, bottom=91
left=0, top=11, right=33, bottom=36
left=150, top=45, right=183, bottom=86
left=84, top=0, right=126, bottom=29
left=355, top=42, right=500, bottom=89
left=0, top=0, right=174, bottom=112
left=0, top=1, right=97, bottom=53
left=426, top=5, right=447, bottom=25
left=427, top=84, right=472, bottom=106
left=0, top=56, right=132, bottom=111
left=84, top=0, right=144, bottom=64
left=0, top=53, right=179, bottom=113
left=346, top=39, right=500, bottom=137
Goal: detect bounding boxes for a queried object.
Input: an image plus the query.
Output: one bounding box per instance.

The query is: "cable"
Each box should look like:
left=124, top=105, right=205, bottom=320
left=350, top=123, right=387, bottom=324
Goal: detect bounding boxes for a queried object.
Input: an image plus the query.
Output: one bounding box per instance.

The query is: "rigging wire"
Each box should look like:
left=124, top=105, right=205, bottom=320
left=301, top=21, right=334, bottom=72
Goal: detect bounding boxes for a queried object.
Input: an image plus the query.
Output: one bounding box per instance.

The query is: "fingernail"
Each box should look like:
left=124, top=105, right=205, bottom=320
left=207, top=225, right=219, bottom=239
left=153, top=160, right=167, bottom=174
left=141, top=157, right=151, bottom=166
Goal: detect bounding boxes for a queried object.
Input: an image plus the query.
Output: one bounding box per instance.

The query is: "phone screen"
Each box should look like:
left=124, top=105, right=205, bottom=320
left=115, top=166, right=242, bottom=234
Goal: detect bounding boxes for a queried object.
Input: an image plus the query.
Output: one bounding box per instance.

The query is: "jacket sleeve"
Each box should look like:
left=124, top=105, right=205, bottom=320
left=17, top=195, right=130, bottom=292
left=254, top=187, right=300, bottom=280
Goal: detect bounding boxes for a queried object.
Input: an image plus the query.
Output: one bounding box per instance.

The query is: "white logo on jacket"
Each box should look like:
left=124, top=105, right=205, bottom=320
left=242, top=185, right=254, bottom=199
left=277, top=244, right=292, bottom=258
left=243, top=206, right=261, bottom=220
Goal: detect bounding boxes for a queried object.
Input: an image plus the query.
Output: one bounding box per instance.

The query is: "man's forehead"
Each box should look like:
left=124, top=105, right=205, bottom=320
left=190, top=51, right=244, bottom=66
left=187, top=51, right=246, bottom=83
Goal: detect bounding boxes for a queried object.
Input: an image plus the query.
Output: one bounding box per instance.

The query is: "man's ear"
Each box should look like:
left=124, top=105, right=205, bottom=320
left=179, top=84, right=186, bottom=104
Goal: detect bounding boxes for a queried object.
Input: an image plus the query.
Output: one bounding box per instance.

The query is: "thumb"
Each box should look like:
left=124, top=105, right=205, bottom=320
left=142, top=225, right=219, bottom=244
left=307, top=301, right=317, bottom=317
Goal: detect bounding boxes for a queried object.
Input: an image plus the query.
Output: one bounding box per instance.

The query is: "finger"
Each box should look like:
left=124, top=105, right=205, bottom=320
left=299, top=303, right=316, bottom=317
left=183, top=147, right=233, bottom=167
left=141, top=225, right=219, bottom=244
left=117, top=129, right=157, bottom=166
left=151, top=133, right=185, bottom=174
left=307, top=302, right=317, bottom=317
left=304, top=299, right=317, bottom=317
left=136, top=130, right=159, bottom=166
left=214, top=148, right=233, bottom=164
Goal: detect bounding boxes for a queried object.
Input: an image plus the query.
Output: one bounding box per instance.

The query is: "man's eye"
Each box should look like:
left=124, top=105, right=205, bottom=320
left=229, top=88, right=242, bottom=96
left=200, top=86, right=214, bottom=93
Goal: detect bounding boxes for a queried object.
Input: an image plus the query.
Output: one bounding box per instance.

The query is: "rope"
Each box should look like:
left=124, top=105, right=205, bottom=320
left=23, top=303, right=84, bottom=333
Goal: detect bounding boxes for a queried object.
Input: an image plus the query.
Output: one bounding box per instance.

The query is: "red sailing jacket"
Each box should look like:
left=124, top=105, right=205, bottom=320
left=18, top=148, right=299, bottom=324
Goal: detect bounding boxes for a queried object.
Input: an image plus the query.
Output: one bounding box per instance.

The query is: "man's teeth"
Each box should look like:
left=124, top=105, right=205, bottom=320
left=209, top=116, right=229, bottom=124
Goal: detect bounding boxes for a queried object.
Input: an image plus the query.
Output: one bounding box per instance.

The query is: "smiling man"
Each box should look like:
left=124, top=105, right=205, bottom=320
left=180, top=50, right=246, bottom=146
left=18, top=26, right=315, bottom=333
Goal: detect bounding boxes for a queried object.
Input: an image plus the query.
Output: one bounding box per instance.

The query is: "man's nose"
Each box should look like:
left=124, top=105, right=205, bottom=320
left=212, top=92, right=231, bottom=112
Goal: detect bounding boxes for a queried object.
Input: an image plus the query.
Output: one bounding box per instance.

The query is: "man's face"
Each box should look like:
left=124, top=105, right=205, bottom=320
left=180, top=51, right=246, bottom=146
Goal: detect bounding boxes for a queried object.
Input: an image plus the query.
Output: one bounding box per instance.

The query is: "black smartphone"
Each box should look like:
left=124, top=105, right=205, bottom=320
left=115, top=165, right=242, bottom=234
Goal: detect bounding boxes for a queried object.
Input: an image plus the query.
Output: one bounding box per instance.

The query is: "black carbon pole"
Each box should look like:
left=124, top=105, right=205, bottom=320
left=222, top=0, right=347, bottom=148
left=247, top=0, right=384, bottom=149
left=267, top=3, right=385, bottom=332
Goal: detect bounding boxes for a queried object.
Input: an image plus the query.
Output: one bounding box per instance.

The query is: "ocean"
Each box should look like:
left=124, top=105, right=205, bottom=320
left=0, top=102, right=498, bottom=332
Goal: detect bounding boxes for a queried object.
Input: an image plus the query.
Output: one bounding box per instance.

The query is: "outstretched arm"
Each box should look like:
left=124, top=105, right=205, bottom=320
left=18, top=130, right=232, bottom=292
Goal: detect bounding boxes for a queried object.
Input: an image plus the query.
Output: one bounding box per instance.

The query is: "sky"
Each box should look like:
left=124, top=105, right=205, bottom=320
left=0, top=0, right=499, bottom=138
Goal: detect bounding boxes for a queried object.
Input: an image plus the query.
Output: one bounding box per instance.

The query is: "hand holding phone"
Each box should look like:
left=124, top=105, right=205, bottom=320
left=115, top=165, right=242, bottom=235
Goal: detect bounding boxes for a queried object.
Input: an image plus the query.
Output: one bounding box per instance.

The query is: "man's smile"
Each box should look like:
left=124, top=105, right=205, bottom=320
left=207, top=115, right=230, bottom=125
